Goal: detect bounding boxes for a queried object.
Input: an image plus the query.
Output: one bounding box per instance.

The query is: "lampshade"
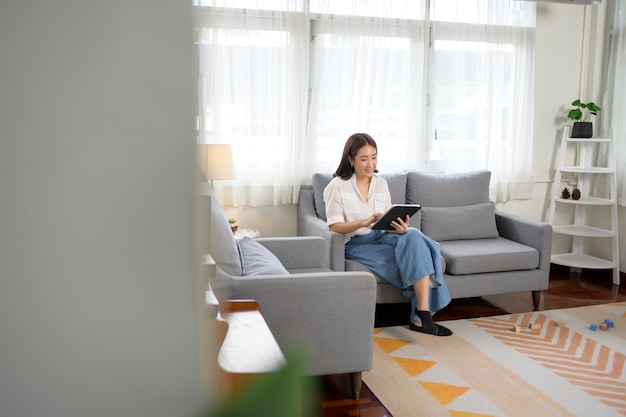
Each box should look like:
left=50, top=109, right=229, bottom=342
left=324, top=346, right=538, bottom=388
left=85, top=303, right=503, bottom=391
left=198, top=144, right=235, bottom=181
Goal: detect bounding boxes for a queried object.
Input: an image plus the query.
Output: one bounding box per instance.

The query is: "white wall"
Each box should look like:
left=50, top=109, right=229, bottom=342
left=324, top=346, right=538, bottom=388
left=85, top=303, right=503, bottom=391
left=0, top=2, right=209, bottom=417
left=498, top=3, right=586, bottom=221
left=225, top=204, right=298, bottom=237
left=229, top=3, right=625, bottom=274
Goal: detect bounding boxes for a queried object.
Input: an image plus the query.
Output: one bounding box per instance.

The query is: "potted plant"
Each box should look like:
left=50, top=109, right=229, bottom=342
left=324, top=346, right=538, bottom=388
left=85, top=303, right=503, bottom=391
left=228, top=218, right=238, bottom=233
left=567, top=99, right=601, bottom=138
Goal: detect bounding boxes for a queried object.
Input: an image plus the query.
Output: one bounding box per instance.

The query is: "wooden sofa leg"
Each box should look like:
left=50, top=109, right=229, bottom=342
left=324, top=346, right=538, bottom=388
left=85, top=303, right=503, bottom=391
left=532, top=290, right=541, bottom=310
left=349, top=372, right=362, bottom=400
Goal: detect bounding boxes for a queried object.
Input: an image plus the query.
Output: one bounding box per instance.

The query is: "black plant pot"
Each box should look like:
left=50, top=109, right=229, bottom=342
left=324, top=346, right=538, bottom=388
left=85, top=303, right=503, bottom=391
left=571, top=122, right=593, bottom=138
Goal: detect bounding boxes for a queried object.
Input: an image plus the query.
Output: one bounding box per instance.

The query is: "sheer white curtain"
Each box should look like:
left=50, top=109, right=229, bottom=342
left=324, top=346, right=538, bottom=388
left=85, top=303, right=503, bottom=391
left=196, top=3, right=309, bottom=206
left=302, top=1, right=429, bottom=176
left=428, top=0, right=536, bottom=203
left=606, top=0, right=626, bottom=206
left=195, top=0, right=536, bottom=206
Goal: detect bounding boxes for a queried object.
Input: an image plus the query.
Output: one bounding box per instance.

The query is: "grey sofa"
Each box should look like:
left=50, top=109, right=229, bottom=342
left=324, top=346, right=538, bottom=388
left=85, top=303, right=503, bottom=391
left=205, top=187, right=376, bottom=399
left=297, top=170, right=552, bottom=309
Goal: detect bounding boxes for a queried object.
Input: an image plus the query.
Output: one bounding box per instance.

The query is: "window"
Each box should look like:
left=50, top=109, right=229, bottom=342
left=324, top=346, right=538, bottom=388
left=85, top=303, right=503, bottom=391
left=306, top=15, right=427, bottom=175
left=428, top=0, right=536, bottom=201
left=196, top=4, right=309, bottom=205
left=195, top=0, right=536, bottom=206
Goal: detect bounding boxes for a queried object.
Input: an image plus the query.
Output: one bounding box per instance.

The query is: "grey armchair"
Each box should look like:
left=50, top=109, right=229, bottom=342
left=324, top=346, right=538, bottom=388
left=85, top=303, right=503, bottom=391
left=205, top=187, right=376, bottom=399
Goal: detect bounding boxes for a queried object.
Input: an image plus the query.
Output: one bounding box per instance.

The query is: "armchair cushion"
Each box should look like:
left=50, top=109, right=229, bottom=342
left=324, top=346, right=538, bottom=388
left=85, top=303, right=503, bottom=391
left=237, top=237, right=289, bottom=276
left=421, top=202, right=499, bottom=241
left=257, top=236, right=330, bottom=271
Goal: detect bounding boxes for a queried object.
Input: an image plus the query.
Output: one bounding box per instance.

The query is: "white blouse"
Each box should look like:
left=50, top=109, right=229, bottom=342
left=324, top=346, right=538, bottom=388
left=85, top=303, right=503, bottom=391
left=323, top=174, right=392, bottom=240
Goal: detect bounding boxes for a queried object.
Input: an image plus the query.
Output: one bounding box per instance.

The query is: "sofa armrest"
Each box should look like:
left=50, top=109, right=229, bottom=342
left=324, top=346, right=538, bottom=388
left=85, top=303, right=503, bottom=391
left=297, top=189, right=346, bottom=271
left=214, top=270, right=377, bottom=376
left=256, top=236, right=329, bottom=270
left=495, top=210, right=552, bottom=270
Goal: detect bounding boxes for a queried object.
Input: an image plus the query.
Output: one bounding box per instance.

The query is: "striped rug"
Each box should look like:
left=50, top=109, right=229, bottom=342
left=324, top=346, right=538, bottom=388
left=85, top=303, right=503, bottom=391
left=363, top=302, right=626, bottom=417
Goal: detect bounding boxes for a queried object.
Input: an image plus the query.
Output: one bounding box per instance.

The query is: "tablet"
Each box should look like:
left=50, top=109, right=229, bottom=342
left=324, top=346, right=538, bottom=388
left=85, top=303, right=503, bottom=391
left=371, top=204, right=421, bottom=230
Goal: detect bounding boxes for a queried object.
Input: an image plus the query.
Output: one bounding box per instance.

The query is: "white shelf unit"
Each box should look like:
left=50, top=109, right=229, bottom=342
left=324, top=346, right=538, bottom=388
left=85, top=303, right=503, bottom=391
left=546, top=126, right=620, bottom=285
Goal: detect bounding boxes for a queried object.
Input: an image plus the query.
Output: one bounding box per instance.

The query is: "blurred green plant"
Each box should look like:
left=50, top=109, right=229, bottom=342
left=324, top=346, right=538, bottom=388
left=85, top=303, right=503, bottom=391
left=201, top=350, right=317, bottom=417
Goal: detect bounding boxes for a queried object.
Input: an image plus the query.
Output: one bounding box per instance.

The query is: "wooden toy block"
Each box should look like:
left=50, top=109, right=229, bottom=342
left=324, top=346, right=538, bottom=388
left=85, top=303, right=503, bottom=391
left=599, top=323, right=609, bottom=331
left=512, top=325, right=521, bottom=333
left=590, top=323, right=598, bottom=331
left=528, top=323, right=541, bottom=330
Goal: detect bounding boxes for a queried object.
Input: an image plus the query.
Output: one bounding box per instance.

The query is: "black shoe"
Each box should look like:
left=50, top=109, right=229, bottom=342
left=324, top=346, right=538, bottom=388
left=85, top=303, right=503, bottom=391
left=412, top=309, right=453, bottom=336
left=409, top=322, right=453, bottom=336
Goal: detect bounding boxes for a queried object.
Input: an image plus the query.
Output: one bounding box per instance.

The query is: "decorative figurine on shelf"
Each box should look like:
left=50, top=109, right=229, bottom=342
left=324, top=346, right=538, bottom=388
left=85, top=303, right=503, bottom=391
left=572, top=188, right=581, bottom=200
left=561, top=188, right=571, bottom=199
left=228, top=218, right=238, bottom=233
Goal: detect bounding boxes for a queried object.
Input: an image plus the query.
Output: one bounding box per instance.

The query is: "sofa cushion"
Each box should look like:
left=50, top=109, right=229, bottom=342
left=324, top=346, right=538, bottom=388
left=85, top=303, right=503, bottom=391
left=439, top=237, right=539, bottom=275
left=421, top=203, right=499, bottom=241
left=381, top=172, right=408, bottom=204
left=209, top=193, right=242, bottom=276
left=346, top=257, right=446, bottom=279
left=406, top=170, right=491, bottom=207
left=312, top=172, right=408, bottom=220
left=237, top=237, right=289, bottom=276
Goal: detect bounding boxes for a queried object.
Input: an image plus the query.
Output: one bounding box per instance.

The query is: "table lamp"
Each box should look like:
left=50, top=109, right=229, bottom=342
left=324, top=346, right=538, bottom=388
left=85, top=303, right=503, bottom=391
left=198, top=144, right=235, bottom=188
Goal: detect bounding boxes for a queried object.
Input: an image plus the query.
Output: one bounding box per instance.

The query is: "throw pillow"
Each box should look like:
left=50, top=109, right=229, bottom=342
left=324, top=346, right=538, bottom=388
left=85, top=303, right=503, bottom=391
left=208, top=192, right=242, bottom=276
left=420, top=202, right=499, bottom=241
left=237, top=237, right=290, bottom=276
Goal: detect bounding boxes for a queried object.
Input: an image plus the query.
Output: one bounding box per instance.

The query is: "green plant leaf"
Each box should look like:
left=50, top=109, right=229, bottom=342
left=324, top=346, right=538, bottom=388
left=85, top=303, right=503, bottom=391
left=566, top=100, right=601, bottom=121
left=587, top=102, right=601, bottom=113
left=567, top=108, right=582, bottom=121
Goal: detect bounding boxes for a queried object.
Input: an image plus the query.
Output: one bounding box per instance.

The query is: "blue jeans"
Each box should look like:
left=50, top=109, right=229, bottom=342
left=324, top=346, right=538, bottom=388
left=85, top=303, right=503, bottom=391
left=345, top=228, right=451, bottom=323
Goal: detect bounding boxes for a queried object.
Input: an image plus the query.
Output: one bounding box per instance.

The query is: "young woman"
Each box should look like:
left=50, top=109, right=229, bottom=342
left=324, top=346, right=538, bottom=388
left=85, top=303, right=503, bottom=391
left=323, top=133, right=452, bottom=336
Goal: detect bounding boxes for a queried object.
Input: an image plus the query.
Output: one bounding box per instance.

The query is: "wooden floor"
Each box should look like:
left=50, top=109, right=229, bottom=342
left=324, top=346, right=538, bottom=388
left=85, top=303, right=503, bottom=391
left=304, top=265, right=626, bottom=417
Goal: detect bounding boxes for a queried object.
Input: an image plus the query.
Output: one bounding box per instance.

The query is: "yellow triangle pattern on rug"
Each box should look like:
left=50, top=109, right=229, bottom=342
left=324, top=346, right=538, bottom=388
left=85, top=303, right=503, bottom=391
left=393, top=357, right=436, bottom=376
left=373, top=329, right=505, bottom=417
left=366, top=303, right=626, bottom=417
left=375, top=337, right=412, bottom=354
left=419, top=381, right=469, bottom=405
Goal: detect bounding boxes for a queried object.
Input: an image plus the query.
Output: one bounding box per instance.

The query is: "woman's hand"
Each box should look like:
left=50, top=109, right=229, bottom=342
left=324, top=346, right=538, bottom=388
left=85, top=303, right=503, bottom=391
left=388, top=214, right=410, bottom=234
left=363, top=212, right=383, bottom=228
left=329, top=212, right=383, bottom=235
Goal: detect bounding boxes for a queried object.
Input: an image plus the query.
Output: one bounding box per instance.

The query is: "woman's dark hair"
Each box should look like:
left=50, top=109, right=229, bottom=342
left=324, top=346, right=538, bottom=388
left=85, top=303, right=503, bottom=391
left=334, top=132, right=379, bottom=180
